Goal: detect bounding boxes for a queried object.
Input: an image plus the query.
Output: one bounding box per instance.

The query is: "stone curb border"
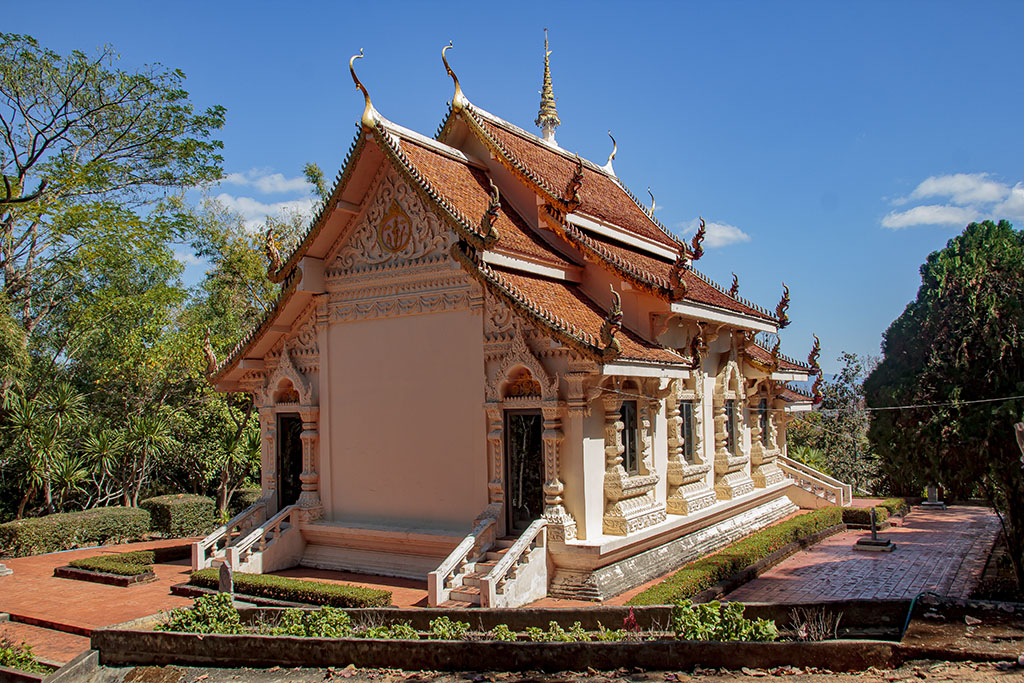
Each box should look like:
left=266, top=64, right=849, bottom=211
left=53, top=565, right=156, bottom=587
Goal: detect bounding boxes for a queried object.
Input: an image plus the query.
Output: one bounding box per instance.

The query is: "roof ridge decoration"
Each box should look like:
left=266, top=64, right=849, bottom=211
left=689, top=322, right=708, bottom=371
left=265, top=227, right=282, bottom=276
left=669, top=242, right=688, bottom=300
left=687, top=265, right=775, bottom=319
left=442, top=42, right=468, bottom=111
left=602, top=131, right=617, bottom=176
left=598, top=285, right=624, bottom=360
left=371, top=118, right=498, bottom=251
left=566, top=156, right=584, bottom=211
left=536, top=29, right=560, bottom=144
left=782, top=381, right=814, bottom=400
left=647, top=188, right=656, bottom=217
left=349, top=49, right=378, bottom=130
left=480, top=177, right=501, bottom=242
left=729, top=272, right=739, bottom=298
left=449, top=240, right=620, bottom=362
left=775, top=283, right=791, bottom=329
left=750, top=333, right=811, bottom=370
left=202, top=328, right=217, bottom=377
left=808, top=333, right=823, bottom=405
left=690, top=217, right=706, bottom=262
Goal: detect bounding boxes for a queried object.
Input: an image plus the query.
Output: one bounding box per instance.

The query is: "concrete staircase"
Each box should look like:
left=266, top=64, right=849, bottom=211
left=441, top=536, right=517, bottom=607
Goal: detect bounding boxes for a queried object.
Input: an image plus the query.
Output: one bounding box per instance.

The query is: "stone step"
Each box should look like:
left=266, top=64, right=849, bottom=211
left=439, top=600, right=475, bottom=608
left=494, top=537, right=516, bottom=548
left=449, top=585, right=481, bottom=603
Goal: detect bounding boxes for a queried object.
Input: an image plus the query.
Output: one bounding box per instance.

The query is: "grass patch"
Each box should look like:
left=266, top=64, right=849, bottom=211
left=189, top=569, right=392, bottom=608
left=67, top=545, right=191, bottom=577
left=627, top=507, right=843, bottom=605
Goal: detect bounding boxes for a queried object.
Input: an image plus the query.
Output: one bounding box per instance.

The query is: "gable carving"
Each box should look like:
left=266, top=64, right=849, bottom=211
left=333, top=169, right=452, bottom=272
left=487, top=323, right=558, bottom=402
left=264, top=343, right=313, bottom=406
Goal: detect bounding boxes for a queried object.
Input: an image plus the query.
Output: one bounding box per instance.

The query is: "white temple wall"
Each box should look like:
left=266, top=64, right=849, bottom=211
left=651, top=399, right=669, bottom=505
left=580, top=405, right=607, bottom=541
left=325, top=308, right=487, bottom=533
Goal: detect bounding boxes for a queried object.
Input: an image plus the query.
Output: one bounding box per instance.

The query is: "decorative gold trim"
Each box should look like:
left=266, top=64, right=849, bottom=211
left=350, top=49, right=377, bottom=129
left=442, top=42, right=467, bottom=111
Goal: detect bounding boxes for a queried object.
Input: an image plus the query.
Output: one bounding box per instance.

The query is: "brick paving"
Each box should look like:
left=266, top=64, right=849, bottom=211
left=0, top=620, right=90, bottom=665
left=726, top=505, right=1000, bottom=603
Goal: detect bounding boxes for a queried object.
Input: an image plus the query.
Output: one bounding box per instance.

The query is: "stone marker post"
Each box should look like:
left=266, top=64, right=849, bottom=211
left=921, top=483, right=947, bottom=510
left=870, top=508, right=878, bottom=542
left=0, top=563, right=11, bottom=577
left=218, top=559, right=234, bottom=596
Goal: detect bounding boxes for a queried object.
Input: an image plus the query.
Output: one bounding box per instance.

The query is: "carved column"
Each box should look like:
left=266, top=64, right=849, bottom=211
left=713, top=372, right=755, bottom=500
left=296, top=407, right=322, bottom=521
left=258, top=407, right=278, bottom=511
left=602, top=390, right=665, bottom=536
left=750, top=392, right=785, bottom=488
left=665, top=381, right=716, bottom=515
left=483, top=405, right=505, bottom=523
left=541, top=403, right=576, bottom=542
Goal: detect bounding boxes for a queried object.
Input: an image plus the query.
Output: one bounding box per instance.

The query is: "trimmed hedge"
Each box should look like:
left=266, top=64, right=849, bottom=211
left=141, top=494, right=216, bottom=537
left=189, top=568, right=392, bottom=608
left=67, top=545, right=192, bottom=576
left=879, top=498, right=910, bottom=517
left=229, top=488, right=263, bottom=517
left=841, top=506, right=890, bottom=526
left=0, top=506, right=150, bottom=558
left=627, top=507, right=843, bottom=605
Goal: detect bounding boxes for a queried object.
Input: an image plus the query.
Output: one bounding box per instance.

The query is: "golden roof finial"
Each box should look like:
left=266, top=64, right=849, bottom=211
left=647, top=187, right=656, bottom=216
left=442, top=41, right=467, bottom=111
left=349, top=49, right=377, bottom=129
left=535, top=28, right=560, bottom=145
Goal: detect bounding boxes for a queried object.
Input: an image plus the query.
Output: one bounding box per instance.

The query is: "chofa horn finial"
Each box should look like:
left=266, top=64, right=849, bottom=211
left=442, top=41, right=467, bottom=110
left=349, top=49, right=377, bottom=129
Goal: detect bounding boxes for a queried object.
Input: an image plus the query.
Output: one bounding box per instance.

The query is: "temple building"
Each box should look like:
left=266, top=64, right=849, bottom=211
left=195, top=36, right=846, bottom=607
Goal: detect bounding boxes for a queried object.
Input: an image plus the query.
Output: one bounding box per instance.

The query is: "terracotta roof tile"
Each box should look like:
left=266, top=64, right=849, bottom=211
left=468, top=109, right=681, bottom=250
left=495, top=268, right=686, bottom=365
left=745, top=339, right=813, bottom=372
left=778, top=383, right=814, bottom=403
left=398, top=136, right=572, bottom=268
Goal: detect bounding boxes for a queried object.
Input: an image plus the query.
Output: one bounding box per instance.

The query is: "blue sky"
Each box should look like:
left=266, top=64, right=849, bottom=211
left=7, top=1, right=1023, bottom=373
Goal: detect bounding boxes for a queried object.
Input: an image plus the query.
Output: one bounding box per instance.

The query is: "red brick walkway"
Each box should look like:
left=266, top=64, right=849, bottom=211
left=726, top=505, right=999, bottom=603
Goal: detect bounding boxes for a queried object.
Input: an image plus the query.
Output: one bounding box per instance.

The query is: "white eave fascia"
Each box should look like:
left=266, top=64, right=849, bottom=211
left=386, top=122, right=487, bottom=168
left=481, top=251, right=582, bottom=282
left=567, top=212, right=678, bottom=261
left=670, top=300, right=778, bottom=334
left=784, top=403, right=814, bottom=414
left=602, top=362, right=690, bottom=379
left=771, top=370, right=811, bottom=382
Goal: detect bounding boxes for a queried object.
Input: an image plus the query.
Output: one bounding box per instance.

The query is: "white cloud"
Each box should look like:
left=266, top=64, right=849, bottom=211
left=680, top=217, right=751, bottom=248
left=882, top=173, right=1024, bottom=229
left=172, top=247, right=204, bottom=266
left=214, top=193, right=317, bottom=231
left=221, top=168, right=312, bottom=195
left=907, top=173, right=1009, bottom=206
left=881, top=204, right=981, bottom=230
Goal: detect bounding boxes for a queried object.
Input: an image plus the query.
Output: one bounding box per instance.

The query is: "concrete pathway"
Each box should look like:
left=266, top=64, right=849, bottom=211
left=726, top=505, right=999, bottom=603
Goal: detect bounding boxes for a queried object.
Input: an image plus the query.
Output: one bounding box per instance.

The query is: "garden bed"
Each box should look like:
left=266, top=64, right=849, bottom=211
left=52, top=545, right=190, bottom=587
left=54, top=565, right=155, bottom=586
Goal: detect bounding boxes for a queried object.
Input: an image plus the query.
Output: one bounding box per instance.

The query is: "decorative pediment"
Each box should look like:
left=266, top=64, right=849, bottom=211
left=264, top=342, right=313, bottom=406
left=716, top=359, right=744, bottom=400
left=488, top=323, right=558, bottom=402
left=332, top=169, right=453, bottom=273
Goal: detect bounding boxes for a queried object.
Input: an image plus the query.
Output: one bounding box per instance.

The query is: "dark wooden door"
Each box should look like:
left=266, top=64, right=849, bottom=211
left=277, top=414, right=303, bottom=510
left=504, top=411, right=544, bottom=534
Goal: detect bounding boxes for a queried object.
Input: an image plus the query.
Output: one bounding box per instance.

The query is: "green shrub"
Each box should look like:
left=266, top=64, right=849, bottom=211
left=0, top=636, right=50, bottom=674
left=271, top=607, right=353, bottom=637
left=159, top=593, right=243, bottom=634
left=428, top=616, right=470, bottom=640
left=841, top=506, right=890, bottom=526
left=671, top=600, right=778, bottom=641
left=68, top=554, right=153, bottom=576
left=879, top=498, right=909, bottom=517
left=228, top=488, right=263, bottom=517
left=488, top=624, right=518, bottom=641
left=141, top=494, right=216, bottom=537
left=627, top=507, right=843, bottom=605
left=189, top=569, right=392, bottom=608
left=0, top=506, right=150, bottom=558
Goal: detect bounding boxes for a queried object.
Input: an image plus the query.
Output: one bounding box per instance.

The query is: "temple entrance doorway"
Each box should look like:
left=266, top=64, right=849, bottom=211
left=277, top=414, right=303, bottom=510
left=504, top=410, right=544, bottom=534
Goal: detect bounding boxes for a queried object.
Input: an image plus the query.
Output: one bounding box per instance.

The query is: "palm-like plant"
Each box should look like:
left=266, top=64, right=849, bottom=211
left=124, top=411, right=176, bottom=506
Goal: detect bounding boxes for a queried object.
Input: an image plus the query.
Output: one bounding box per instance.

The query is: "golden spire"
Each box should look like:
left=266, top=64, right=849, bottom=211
left=535, top=28, right=560, bottom=145
left=602, top=130, right=617, bottom=175
left=442, top=41, right=467, bottom=111
left=349, top=49, right=377, bottom=129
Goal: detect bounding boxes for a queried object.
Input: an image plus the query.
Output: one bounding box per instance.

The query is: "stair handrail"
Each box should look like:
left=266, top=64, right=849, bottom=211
left=192, top=499, right=267, bottom=570
left=481, top=518, right=547, bottom=604
left=778, top=454, right=852, bottom=506
left=232, top=504, right=298, bottom=567
left=427, top=515, right=496, bottom=607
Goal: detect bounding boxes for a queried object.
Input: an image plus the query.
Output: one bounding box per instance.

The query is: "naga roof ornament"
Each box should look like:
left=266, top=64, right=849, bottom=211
left=265, top=227, right=282, bottom=276
left=442, top=42, right=468, bottom=111
left=599, top=285, right=624, bottom=360
left=775, top=283, right=791, bottom=329
left=689, top=323, right=708, bottom=371
left=535, top=29, right=561, bottom=145
left=729, top=272, right=739, bottom=298
left=669, top=241, right=688, bottom=300
left=566, top=156, right=583, bottom=210
left=769, top=337, right=781, bottom=371
left=690, top=217, right=706, bottom=261
left=202, top=328, right=217, bottom=377
left=807, top=333, right=821, bottom=371
left=480, top=177, right=501, bottom=243
left=349, top=49, right=377, bottom=129
left=602, top=130, right=617, bottom=175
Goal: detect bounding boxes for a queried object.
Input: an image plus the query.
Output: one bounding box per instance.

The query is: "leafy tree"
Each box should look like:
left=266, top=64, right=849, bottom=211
left=865, top=220, right=1024, bottom=584
left=788, top=352, right=878, bottom=492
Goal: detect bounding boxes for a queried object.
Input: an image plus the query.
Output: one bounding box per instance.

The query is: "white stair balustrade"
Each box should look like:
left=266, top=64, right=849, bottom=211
left=778, top=454, right=852, bottom=506
left=229, top=504, right=303, bottom=573
left=479, top=518, right=548, bottom=608
left=192, top=500, right=267, bottom=571
left=427, top=515, right=496, bottom=607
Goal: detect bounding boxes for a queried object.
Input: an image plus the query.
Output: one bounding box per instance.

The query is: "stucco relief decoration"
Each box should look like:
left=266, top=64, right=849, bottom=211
left=487, top=323, right=557, bottom=403
left=666, top=375, right=716, bottom=516
left=504, top=368, right=542, bottom=398
left=334, top=170, right=451, bottom=271
left=712, top=359, right=755, bottom=500
left=264, top=343, right=313, bottom=407
left=484, top=292, right=516, bottom=339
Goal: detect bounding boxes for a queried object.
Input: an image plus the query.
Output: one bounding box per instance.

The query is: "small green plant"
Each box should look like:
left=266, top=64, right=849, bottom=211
left=593, top=622, right=629, bottom=641
left=428, top=616, right=470, bottom=640
left=671, top=600, right=778, bottom=642
left=272, top=607, right=352, bottom=637
left=524, top=621, right=591, bottom=642
left=487, top=624, right=517, bottom=641
left=159, top=593, right=243, bottom=634
left=0, top=636, right=50, bottom=674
